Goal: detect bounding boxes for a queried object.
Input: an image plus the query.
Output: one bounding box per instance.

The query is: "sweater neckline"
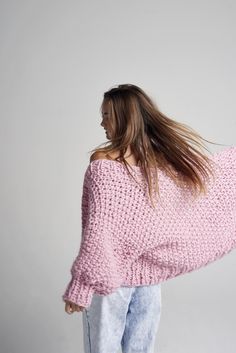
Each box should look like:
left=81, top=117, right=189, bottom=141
left=90, top=159, right=158, bottom=170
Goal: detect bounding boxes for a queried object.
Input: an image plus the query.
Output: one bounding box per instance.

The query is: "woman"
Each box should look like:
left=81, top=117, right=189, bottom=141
left=62, top=84, right=236, bottom=353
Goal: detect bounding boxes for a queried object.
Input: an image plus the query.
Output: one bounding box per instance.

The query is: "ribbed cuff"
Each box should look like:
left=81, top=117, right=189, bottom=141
left=62, top=277, right=94, bottom=308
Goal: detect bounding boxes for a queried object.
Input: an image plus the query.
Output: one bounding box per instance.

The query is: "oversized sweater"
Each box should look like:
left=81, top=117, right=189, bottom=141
left=62, top=145, right=236, bottom=308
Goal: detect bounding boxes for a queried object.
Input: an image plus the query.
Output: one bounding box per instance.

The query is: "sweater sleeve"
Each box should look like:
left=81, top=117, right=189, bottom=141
left=61, top=163, right=123, bottom=308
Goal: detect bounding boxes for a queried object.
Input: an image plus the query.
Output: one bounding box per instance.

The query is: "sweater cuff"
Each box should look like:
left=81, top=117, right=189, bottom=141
left=62, top=277, right=95, bottom=308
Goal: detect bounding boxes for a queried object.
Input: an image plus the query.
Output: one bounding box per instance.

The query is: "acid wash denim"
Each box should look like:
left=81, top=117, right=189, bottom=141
left=82, top=283, right=162, bottom=353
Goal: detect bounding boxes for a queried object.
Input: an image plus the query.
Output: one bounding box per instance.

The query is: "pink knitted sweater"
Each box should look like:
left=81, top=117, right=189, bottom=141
left=62, top=146, right=236, bottom=308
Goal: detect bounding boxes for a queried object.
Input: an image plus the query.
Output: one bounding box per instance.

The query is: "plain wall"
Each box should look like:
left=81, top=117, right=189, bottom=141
left=0, top=0, right=235, bottom=352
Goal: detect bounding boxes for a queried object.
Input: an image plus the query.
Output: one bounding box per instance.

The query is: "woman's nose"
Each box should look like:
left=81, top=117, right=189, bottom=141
left=101, top=121, right=106, bottom=129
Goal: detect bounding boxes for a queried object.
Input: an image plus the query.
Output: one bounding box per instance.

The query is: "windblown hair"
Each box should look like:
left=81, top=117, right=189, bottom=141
left=89, top=83, right=226, bottom=208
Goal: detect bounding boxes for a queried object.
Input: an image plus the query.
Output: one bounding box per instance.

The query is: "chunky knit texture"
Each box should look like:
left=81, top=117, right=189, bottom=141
left=62, top=146, right=236, bottom=308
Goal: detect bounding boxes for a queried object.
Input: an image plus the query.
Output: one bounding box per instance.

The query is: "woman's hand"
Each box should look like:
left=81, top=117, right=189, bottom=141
left=64, top=300, right=85, bottom=314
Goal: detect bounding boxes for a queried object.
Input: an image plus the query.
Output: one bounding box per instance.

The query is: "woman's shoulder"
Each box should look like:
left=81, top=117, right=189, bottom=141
left=90, top=151, right=114, bottom=162
left=89, top=151, right=108, bottom=162
left=86, top=152, right=122, bottom=182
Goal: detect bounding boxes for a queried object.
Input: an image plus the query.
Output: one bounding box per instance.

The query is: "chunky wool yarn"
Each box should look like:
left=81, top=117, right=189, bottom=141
left=62, top=146, right=236, bottom=308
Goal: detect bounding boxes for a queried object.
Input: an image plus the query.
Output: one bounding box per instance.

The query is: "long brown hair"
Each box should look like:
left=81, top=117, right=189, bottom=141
left=89, top=83, right=226, bottom=208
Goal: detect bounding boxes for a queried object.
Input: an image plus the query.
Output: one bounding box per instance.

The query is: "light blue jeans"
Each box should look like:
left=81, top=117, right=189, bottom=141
left=82, top=283, right=162, bottom=353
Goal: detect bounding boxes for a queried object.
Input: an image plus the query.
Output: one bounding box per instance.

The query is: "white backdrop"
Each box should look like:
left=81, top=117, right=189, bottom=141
left=0, top=1, right=235, bottom=352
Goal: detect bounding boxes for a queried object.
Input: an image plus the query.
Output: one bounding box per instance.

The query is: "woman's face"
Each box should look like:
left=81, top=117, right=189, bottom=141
left=101, top=101, right=114, bottom=140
